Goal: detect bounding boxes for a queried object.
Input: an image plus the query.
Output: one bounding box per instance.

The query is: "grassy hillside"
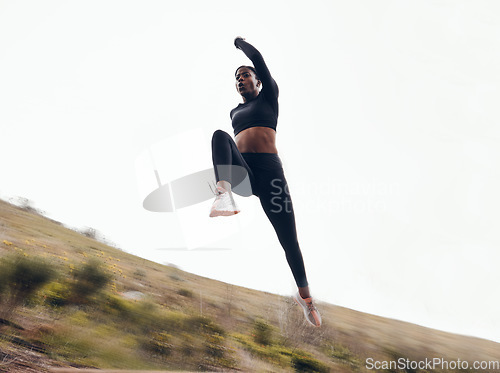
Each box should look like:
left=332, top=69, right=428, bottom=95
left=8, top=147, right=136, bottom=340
left=0, top=198, right=499, bottom=372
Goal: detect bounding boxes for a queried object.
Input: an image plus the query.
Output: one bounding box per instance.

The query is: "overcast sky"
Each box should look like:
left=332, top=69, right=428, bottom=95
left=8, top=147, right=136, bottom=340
left=1, top=0, right=499, bottom=343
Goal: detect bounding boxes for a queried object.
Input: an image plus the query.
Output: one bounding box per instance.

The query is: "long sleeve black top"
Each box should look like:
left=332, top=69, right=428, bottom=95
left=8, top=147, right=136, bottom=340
left=230, top=39, right=279, bottom=136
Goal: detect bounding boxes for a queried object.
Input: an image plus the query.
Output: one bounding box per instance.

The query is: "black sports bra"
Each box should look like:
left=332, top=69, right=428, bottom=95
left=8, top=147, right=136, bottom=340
left=230, top=39, right=279, bottom=136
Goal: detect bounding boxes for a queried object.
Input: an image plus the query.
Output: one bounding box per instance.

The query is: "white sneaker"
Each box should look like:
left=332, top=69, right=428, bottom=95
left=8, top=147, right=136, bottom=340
left=293, top=292, right=322, bottom=327
left=209, top=186, right=240, bottom=217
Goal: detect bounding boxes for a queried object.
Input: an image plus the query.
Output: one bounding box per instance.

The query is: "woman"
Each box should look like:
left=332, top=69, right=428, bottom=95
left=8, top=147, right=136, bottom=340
left=210, top=37, right=321, bottom=327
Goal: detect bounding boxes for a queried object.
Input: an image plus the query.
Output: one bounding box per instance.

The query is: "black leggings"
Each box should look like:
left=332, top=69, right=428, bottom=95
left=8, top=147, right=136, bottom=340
left=211, top=129, right=308, bottom=288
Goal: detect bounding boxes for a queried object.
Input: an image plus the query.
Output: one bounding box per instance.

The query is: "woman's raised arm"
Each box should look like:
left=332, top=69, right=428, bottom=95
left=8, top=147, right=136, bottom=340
left=234, top=37, right=279, bottom=99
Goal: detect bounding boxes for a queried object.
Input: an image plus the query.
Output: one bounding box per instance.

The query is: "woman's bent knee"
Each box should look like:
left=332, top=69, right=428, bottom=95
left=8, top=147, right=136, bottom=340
left=212, top=129, right=230, bottom=145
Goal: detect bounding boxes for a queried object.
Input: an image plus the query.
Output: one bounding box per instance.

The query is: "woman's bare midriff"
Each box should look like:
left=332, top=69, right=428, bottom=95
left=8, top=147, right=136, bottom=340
left=235, top=126, right=278, bottom=153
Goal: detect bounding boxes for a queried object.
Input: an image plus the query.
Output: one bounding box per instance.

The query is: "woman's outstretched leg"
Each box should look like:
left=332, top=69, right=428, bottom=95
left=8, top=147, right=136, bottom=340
left=257, top=166, right=322, bottom=327
left=257, top=169, right=308, bottom=288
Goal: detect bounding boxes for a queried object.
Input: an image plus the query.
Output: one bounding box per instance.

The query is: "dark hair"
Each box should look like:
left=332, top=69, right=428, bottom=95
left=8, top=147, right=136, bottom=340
left=235, top=65, right=259, bottom=80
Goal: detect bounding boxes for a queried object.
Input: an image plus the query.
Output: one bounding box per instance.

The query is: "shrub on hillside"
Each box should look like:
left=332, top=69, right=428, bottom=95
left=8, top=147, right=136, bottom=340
left=0, top=265, right=8, bottom=295
left=177, top=288, right=193, bottom=298
left=326, top=342, right=361, bottom=370
left=291, top=350, right=330, bottom=373
left=185, top=315, right=226, bottom=336
left=232, top=333, right=289, bottom=367
left=69, top=259, right=112, bottom=304
left=133, top=268, right=146, bottom=279
left=252, top=318, right=273, bottom=346
left=104, top=295, right=176, bottom=334
left=44, top=281, right=72, bottom=307
left=200, top=332, right=236, bottom=371
left=0, top=253, right=55, bottom=321
left=144, top=331, right=173, bottom=357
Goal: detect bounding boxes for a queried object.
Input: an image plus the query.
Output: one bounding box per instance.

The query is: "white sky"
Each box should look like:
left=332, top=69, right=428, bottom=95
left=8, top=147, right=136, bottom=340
left=1, top=0, right=500, bottom=343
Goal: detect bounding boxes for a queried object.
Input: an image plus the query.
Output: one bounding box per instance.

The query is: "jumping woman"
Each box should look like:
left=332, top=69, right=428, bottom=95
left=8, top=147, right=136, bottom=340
left=209, top=37, right=321, bottom=327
